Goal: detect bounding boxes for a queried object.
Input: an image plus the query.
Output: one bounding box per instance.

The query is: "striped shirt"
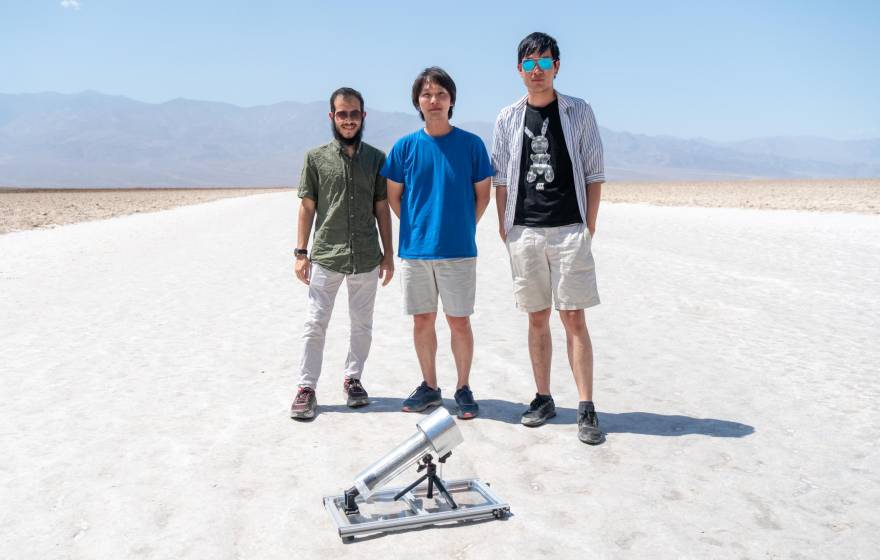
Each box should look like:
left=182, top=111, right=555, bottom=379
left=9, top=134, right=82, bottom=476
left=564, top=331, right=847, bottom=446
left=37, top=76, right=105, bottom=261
left=491, top=92, right=605, bottom=234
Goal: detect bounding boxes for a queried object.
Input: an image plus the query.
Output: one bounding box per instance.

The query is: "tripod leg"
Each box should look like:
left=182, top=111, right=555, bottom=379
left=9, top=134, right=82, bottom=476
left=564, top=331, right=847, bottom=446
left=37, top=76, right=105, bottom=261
left=426, top=474, right=434, bottom=499
left=393, top=474, right=429, bottom=502
left=432, top=476, right=458, bottom=509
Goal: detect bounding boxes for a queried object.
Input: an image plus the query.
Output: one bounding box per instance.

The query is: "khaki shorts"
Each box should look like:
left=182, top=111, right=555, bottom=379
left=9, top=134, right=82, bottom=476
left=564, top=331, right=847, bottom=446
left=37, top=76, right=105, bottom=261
left=506, top=223, right=600, bottom=312
left=400, top=258, right=476, bottom=316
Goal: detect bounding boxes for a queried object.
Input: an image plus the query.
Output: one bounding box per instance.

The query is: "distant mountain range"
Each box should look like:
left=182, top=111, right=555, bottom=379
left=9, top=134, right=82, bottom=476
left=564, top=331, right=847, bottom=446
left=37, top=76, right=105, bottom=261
left=1, top=91, right=877, bottom=187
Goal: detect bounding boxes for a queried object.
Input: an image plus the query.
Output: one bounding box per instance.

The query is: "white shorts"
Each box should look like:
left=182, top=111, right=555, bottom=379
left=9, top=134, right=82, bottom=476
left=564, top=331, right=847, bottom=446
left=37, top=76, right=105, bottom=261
left=506, top=223, right=600, bottom=313
left=400, top=258, right=476, bottom=316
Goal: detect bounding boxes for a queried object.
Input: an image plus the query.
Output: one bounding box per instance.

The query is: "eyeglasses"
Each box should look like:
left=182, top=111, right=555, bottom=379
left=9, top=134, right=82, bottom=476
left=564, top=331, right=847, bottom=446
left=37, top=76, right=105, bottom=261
left=334, top=110, right=363, bottom=121
left=520, top=57, right=555, bottom=72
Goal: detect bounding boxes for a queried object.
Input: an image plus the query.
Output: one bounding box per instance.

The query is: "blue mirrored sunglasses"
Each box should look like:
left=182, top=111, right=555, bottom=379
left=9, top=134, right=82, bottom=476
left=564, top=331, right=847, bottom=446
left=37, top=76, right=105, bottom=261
left=521, top=57, right=555, bottom=72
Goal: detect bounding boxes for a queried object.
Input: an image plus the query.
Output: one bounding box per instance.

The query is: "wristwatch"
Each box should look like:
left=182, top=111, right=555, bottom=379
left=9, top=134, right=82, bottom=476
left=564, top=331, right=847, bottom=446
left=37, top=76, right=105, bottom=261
left=294, top=248, right=309, bottom=258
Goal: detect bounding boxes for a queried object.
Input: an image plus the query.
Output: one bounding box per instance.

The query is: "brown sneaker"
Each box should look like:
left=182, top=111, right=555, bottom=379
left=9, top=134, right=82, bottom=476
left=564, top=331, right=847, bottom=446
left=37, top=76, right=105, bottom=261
left=290, top=387, right=317, bottom=420
left=343, top=377, right=369, bottom=408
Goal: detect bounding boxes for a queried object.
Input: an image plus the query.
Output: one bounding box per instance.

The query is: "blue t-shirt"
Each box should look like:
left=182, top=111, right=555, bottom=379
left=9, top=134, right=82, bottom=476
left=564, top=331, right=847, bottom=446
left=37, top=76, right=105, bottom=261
left=381, top=127, right=494, bottom=259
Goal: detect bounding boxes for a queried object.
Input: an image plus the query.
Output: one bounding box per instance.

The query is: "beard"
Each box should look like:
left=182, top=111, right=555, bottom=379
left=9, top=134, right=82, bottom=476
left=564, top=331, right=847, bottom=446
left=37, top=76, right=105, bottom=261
left=332, top=120, right=364, bottom=147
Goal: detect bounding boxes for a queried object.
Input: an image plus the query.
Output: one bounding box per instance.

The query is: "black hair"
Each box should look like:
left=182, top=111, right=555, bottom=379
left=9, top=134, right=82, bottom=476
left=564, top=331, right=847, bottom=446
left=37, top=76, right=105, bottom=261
left=517, top=32, right=560, bottom=63
left=410, top=67, right=456, bottom=121
left=329, top=87, right=364, bottom=113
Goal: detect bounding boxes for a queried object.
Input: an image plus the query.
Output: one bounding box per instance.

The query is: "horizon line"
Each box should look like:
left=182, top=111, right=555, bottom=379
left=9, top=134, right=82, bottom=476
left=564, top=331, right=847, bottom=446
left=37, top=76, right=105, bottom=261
left=1, top=89, right=878, bottom=144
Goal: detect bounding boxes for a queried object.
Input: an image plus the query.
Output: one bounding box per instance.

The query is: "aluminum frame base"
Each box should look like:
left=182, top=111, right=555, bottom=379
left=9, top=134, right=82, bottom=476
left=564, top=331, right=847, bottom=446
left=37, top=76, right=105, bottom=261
left=323, top=478, right=510, bottom=540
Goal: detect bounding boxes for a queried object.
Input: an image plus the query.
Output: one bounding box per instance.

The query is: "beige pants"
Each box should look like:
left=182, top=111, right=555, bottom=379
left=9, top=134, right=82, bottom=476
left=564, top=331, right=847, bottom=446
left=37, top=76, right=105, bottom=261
left=298, top=264, right=379, bottom=389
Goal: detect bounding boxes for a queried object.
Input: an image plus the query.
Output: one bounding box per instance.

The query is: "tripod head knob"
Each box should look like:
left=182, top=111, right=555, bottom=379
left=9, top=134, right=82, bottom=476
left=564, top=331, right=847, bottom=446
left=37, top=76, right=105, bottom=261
left=417, top=454, right=434, bottom=472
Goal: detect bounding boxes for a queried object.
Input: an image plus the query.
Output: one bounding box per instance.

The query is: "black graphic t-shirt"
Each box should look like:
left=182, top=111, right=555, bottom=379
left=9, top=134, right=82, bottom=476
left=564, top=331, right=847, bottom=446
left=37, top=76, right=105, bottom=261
left=513, top=99, right=581, bottom=227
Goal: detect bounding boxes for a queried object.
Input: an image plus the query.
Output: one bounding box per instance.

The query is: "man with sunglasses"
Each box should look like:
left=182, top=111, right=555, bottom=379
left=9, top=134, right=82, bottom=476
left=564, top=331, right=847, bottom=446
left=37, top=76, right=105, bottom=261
left=382, top=67, right=493, bottom=419
left=290, top=87, right=394, bottom=420
left=491, top=32, right=606, bottom=444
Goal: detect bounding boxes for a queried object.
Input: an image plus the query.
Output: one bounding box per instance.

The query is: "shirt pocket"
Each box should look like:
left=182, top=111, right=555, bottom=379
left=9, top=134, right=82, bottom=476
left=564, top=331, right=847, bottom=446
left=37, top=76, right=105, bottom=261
left=318, top=164, right=346, bottom=195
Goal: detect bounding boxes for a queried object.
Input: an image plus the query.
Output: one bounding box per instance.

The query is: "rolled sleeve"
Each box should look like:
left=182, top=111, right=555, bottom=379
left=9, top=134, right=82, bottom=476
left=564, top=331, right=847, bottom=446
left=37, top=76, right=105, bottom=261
left=297, top=152, right=319, bottom=200
left=490, top=112, right=509, bottom=188
left=582, top=104, right=605, bottom=185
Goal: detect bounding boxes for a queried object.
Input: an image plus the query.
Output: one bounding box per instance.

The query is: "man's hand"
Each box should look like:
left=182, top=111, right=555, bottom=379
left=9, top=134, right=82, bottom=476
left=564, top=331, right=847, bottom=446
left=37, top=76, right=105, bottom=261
left=296, top=198, right=316, bottom=285
left=495, top=185, right=508, bottom=243
left=295, top=256, right=311, bottom=285
left=379, top=255, right=395, bottom=286
left=586, top=182, right=601, bottom=240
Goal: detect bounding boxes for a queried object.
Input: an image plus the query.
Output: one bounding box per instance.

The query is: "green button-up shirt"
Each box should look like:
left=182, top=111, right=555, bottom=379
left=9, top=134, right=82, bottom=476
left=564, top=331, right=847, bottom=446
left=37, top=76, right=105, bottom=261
left=297, top=140, right=388, bottom=274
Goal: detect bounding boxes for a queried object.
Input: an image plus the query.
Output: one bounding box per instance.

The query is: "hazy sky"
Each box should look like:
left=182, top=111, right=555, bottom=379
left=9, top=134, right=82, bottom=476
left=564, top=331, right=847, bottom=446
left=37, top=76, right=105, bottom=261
left=2, top=0, right=878, bottom=140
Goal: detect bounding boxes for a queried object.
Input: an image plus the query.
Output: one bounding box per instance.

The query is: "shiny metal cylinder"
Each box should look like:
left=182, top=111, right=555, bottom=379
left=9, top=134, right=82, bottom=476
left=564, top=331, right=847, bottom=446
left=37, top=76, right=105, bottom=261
left=352, top=408, right=462, bottom=498
left=416, top=406, right=463, bottom=456
left=353, top=432, right=426, bottom=498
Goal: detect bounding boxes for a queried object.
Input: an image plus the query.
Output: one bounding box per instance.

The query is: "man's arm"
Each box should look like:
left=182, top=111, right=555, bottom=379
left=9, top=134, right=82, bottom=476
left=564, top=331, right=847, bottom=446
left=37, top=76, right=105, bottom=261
left=474, top=177, right=491, bottom=224
left=490, top=111, right=510, bottom=242
left=586, top=182, right=602, bottom=237
left=387, top=179, right=403, bottom=218
left=580, top=103, right=604, bottom=238
left=374, top=199, right=394, bottom=286
left=495, top=185, right=508, bottom=242
left=295, top=197, right=316, bottom=285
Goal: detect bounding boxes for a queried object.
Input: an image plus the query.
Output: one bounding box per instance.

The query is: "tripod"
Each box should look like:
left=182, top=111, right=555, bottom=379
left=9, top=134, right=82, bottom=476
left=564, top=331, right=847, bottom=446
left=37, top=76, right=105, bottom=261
left=393, top=452, right=458, bottom=509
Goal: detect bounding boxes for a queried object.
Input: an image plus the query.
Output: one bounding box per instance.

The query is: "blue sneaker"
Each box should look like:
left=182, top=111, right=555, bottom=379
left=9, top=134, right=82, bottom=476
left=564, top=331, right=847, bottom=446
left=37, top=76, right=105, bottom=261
left=401, top=382, right=442, bottom=412
left=454, top=385, right=479, bottom=419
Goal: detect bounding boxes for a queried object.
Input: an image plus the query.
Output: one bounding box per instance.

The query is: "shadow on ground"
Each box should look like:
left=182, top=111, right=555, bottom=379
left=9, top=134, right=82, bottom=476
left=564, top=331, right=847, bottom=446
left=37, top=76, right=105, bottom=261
left=307, top=397, right=755, bottom=437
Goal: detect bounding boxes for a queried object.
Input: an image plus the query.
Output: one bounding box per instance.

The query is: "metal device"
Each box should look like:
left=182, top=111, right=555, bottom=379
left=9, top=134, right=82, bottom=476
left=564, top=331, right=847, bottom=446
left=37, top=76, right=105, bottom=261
left=323, top=408, right=511, bottom=540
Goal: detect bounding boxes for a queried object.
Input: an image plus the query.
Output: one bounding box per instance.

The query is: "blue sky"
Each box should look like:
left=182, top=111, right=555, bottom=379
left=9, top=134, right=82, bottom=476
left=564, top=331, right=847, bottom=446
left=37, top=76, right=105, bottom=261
left=2, top=0, right=878, bottom=140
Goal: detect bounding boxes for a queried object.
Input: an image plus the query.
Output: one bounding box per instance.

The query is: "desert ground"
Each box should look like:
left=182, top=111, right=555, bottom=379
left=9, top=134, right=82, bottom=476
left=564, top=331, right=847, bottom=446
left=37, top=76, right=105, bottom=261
left=0, top=187, right=288, bottom=234
left=1, top=179, right=879, bottom=235
left=601, top=179, right=880, bottom=213
left=1, top=185, right=879, bottom=558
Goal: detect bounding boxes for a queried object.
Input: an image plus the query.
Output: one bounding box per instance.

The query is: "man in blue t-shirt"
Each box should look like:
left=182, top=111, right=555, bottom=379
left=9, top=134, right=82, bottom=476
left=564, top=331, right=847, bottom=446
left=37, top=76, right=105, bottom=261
left=382, top=66, right=493, bottom=419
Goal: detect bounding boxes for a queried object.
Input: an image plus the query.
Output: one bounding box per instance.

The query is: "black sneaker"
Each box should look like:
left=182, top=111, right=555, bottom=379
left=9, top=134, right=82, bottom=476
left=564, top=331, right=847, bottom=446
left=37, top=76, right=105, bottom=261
left=521, top=394, right=556, bottom=427
left=343, top=377, right=369, bottom=408
left=290, top=387, right=317, bottom=420
left=453, top=385, right=479, bottom=419
left=577, top=403, right=605, bottom=445
left=401, top=381, right=442, bottom=413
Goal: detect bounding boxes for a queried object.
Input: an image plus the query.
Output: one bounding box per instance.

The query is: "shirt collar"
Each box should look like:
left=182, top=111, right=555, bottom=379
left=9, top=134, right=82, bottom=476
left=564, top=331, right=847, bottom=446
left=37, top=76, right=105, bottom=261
left=516, top=90, right=571, bottom=113
left=330, top=138, right=362, bottom=157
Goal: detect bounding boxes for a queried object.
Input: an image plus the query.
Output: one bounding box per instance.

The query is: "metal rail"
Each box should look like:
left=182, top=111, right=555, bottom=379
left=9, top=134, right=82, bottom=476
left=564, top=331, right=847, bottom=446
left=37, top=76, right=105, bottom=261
left=323, top=478, right=510, bottom=540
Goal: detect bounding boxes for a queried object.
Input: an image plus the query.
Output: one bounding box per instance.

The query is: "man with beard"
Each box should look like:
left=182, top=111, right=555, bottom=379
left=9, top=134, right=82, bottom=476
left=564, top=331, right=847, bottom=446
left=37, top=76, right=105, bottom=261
left=290, top=87, right=394, bottom=420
